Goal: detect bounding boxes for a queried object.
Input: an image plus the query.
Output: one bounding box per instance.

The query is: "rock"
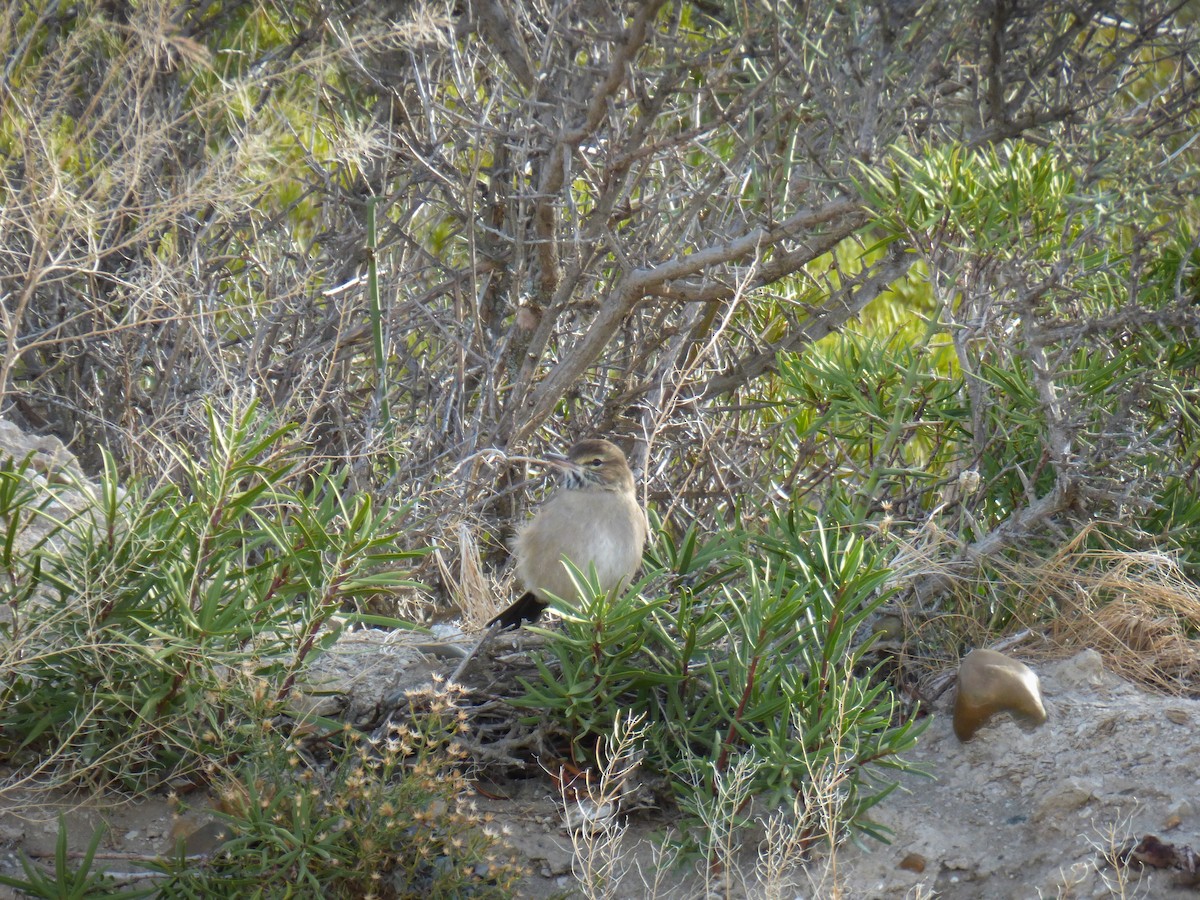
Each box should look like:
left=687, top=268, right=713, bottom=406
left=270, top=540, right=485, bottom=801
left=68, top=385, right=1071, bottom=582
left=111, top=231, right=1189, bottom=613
left=954, top=648, right=1048, bottom=742
left=288, top=627, right=468, bottom=724
left=0, top=420, right=80, bottom=482
left=562, top=797, right=617, bottom=835
left=1053, top=647, right=1106, bottom=689
left=1166, top=799, right=1194, bottom=826
left=1033, top=777, right=1094, bottom=822
left=1165, top=707, right=1190, bottom=725
left=176, top=820, right=232, bottom=856
left=0, top=420, right=105, bottom=554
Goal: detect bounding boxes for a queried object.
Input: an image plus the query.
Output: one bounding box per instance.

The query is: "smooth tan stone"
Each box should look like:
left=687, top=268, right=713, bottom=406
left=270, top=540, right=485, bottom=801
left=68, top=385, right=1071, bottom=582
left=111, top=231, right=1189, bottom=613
left=953, top=648, right=1047, bottom=742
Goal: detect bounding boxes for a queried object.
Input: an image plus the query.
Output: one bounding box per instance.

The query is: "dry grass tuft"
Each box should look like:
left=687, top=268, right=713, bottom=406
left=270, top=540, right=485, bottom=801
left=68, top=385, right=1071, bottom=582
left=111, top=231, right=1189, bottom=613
left=558, top=713, right=652, bottom=900
left=887, top=522, right=1200, bottom=696
left=1031, top=543, right=1200, bottom=695
left=433, top=520, right=497, bottom=626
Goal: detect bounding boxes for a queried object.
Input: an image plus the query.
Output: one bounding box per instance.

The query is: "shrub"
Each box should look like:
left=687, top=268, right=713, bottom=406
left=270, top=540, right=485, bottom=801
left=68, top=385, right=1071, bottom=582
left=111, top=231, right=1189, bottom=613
left=154, top=686, right=523, bottom=900
left=0, top=402, right=424, bottom=791
left=515, top=511, right=926, bottom=849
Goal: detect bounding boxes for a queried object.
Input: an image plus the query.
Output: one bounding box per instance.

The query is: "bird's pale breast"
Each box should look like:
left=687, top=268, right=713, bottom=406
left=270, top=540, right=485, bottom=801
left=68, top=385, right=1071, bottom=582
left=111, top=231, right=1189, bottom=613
left=515, top=488, right=646, bottom=604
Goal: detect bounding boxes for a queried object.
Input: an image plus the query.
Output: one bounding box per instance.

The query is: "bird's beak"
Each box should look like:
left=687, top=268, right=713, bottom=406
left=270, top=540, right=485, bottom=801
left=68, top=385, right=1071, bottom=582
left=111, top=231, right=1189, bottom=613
left=539, top=452, right=581, bottom=474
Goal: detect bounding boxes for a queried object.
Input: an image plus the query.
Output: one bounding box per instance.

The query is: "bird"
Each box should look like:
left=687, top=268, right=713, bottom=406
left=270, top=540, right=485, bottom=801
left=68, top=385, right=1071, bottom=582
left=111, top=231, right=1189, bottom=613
left=488, top=438, right=648, bottom=630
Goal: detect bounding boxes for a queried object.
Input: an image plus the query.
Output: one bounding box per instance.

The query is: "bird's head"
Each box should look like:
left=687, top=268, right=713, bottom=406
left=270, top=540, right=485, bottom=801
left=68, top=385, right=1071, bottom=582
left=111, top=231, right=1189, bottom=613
left=544, top=438, right=635, bottom=492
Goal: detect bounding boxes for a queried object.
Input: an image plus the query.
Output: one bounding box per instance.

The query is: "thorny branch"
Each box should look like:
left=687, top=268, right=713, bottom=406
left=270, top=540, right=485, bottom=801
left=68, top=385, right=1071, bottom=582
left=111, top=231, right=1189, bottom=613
left=3, top=0, right=1199, bottom=604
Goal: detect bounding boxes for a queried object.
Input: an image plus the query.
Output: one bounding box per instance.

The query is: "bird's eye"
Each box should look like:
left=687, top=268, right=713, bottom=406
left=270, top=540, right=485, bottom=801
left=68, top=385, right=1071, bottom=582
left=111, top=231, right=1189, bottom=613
left=588, top=458, right=603, bottom=467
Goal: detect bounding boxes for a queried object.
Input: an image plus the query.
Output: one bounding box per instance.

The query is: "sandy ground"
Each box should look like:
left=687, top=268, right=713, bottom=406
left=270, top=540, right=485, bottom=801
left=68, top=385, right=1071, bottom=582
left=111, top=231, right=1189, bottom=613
left=2, top=645, right=1197, bottom=898
left=463, top=647, right=1200, bottom=898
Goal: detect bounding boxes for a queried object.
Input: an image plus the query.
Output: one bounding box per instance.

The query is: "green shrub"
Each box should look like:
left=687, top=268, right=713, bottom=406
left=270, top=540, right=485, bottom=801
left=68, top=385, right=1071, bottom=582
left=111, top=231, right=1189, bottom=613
left=777, top=328, right=966, bottom=519
left=515, top=510, right=925, bottom=848
left=154, top=687, right=523, bottom=900
left=0, top=402, right=424, bottom=791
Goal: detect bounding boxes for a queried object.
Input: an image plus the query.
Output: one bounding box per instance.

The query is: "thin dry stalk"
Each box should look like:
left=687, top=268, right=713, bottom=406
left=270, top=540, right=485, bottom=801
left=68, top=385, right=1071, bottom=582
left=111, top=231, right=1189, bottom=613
left=558, top=712, right=648, bottom=900
left=1084, top=812, right=1153, bottom=900
left=678, top=750, right=761, bottom=899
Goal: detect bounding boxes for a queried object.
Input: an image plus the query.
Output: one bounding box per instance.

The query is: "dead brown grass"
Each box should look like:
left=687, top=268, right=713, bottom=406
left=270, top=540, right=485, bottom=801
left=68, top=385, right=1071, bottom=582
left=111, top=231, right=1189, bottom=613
left=1030, top=539, right=1200, bottom=695
left=888, top=523, right=1200, bottom=696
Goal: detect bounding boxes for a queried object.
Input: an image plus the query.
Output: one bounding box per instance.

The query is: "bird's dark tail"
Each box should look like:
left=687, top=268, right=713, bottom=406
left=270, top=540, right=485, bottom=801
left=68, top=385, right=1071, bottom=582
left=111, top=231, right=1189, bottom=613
left=488, top=591, right=548, bottom=629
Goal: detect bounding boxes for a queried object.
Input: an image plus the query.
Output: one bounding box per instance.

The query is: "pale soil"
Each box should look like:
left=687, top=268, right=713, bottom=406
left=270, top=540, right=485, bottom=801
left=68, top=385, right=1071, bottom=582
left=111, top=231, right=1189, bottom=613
left=465, top=647, right=1200, bottom=899
left=2, top=644, right=1196, bottom=899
